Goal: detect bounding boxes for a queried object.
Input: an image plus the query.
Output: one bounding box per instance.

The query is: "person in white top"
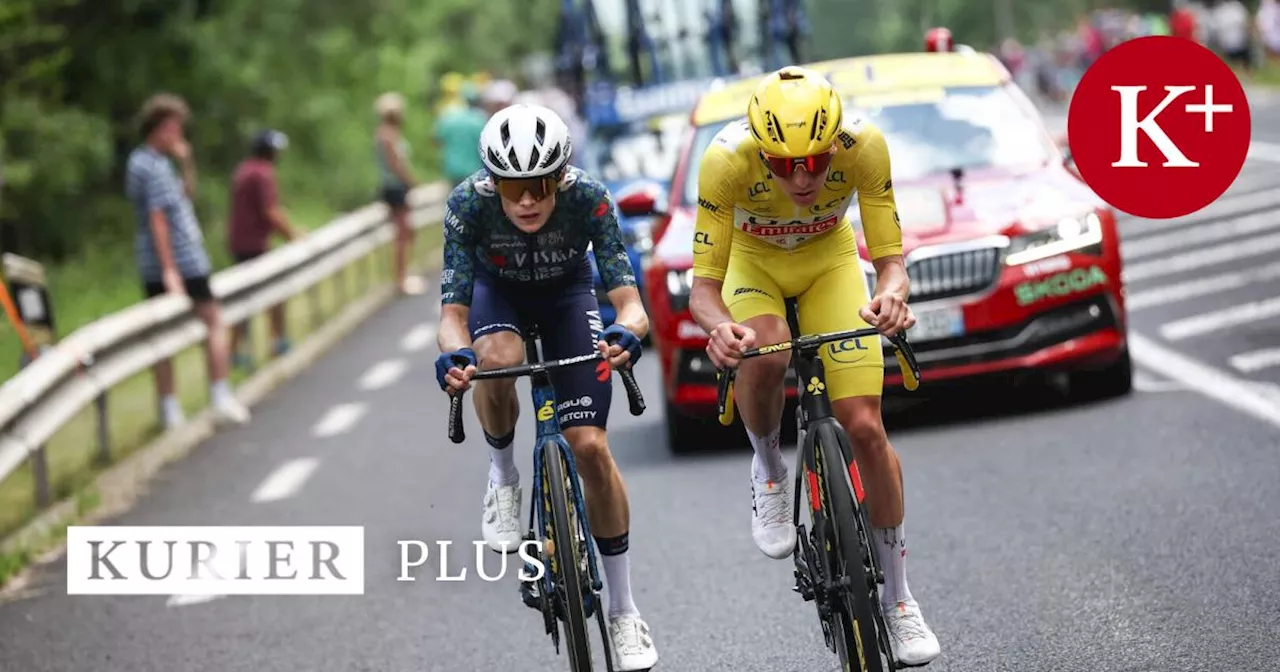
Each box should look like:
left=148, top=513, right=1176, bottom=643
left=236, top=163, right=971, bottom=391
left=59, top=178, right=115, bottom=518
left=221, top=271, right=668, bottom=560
left=1259, top=0, right=1280, bottom=60
left=1211, top=0, right=1252, bottom=68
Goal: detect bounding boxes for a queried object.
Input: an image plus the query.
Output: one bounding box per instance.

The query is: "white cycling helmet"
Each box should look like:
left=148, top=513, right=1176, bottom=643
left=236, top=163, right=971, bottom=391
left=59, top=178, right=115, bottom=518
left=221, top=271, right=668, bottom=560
left=479, top=103, right=572, bottom=179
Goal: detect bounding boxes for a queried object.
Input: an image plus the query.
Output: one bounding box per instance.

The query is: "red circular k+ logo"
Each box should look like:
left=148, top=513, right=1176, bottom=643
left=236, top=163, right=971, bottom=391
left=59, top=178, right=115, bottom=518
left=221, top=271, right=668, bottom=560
left=1067, top=36, right=1251, bottom=219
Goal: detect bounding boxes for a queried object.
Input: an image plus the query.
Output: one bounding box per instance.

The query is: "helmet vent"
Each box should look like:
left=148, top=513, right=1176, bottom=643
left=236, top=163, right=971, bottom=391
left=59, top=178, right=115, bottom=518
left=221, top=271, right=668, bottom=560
left=499, top=121, right=511, bottom=146
left=540, top=144, right=562, bottom=169
left=507, top=147, right=523, bottom=172
left=529, top=146, right=541, bottom=170
left=769, top=112, right=785, bottom=143
left=809, top=110, right=820, bottom=141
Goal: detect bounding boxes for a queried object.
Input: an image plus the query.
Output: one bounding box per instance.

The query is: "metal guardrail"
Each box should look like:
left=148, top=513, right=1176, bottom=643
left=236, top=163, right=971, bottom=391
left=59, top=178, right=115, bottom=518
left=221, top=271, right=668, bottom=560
left=0, top=182, right=449, bottom=510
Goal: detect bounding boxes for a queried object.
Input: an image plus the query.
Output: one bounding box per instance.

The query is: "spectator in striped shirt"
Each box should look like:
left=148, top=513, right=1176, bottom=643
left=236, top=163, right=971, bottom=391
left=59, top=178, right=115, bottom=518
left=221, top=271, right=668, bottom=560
left=125, top=93, right=250, bottom=429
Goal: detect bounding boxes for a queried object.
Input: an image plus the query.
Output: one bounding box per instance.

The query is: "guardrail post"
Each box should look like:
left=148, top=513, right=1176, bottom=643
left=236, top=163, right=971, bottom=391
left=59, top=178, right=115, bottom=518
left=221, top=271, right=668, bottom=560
left=94, top=393, right=111, bottom=466
left=31, top=446, right=50, bottom=508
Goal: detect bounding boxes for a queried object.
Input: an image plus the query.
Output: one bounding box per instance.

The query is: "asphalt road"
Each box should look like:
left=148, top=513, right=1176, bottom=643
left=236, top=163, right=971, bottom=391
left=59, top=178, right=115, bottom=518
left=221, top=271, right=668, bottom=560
left=3, top=99, right=1280, bottom=672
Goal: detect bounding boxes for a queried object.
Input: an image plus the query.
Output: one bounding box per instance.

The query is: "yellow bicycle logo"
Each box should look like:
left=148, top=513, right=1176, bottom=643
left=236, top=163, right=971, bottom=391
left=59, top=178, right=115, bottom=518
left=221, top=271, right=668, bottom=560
left=536, top=400, right=555, bottom=421
left=806, top=376, right=825, bottom=395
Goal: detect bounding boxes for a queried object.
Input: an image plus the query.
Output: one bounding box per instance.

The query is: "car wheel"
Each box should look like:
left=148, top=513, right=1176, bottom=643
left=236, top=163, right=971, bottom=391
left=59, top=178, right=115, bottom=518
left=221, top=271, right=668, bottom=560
left=1069, top=346, right=1133, bottom=400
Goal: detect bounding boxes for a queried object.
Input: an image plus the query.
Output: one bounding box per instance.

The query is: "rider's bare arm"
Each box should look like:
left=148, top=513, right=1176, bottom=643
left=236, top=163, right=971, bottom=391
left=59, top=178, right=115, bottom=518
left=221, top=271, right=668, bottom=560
left=689, top=146, right=738, bottom=334
left=607, top=286, right=650, bottom=341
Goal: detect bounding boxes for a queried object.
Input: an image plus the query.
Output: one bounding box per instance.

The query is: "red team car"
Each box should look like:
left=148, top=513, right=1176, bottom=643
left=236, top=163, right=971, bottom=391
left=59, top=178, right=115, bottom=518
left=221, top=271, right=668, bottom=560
left=617, top=51, right=1133, bottom=451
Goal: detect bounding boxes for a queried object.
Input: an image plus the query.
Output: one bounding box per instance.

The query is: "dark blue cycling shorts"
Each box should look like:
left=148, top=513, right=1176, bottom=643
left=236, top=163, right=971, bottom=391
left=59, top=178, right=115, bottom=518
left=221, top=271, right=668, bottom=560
left=468, top=262, right=611, bottom=430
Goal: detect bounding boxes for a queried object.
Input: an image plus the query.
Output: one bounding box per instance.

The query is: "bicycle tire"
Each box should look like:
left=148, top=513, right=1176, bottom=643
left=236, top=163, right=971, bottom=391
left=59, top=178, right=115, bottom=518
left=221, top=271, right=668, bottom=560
left=545, top=439, right=594, bottom=671
left=815, top=423, right=886, bottom=672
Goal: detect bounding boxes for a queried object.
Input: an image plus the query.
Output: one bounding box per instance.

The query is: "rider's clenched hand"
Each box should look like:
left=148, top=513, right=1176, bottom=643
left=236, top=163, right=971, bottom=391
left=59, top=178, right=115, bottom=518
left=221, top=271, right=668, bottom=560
left=706, top=322, right=755, bottom=369
left=859, top=292, right=916, bottom=337
left=435, top=349, right=478, bottom=395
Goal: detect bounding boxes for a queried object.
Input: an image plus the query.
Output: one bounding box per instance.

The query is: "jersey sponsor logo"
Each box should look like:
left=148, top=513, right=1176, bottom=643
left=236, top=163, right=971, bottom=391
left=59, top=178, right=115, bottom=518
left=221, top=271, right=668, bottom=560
left=537, top=230, right=565, bottom=246
left=747, top=181, right=771, bottom=201
left=838, top=130, right=855, bottom=149
left=826, top=170, right=847, bottom=185
left=586, top=309, right=604, bottom=337
left=740, top=214, right=839, bottom=238
left=595, top=360, right=610, bottom=382
left=1066, top=36, right=1250, bottom=219
left=512, top=247, right=581, bottom=267
left=440, top=268, right=454, bottom=284
left=698, top=197, right=719, bottom=213
left=559, top=409, right=598, bottom=422
left=557, top=395, right=594, bottom=411
left=445, top=210, right=463, bottom=232
left=593, top=200, right=610, bottom=218
left=733, top=286, right=771, bottom=298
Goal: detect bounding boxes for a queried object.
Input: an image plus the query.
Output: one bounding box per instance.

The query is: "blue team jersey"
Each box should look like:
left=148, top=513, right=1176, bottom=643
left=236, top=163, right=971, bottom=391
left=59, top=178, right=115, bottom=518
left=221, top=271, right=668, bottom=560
left=440, top=167, right=638, bottom=307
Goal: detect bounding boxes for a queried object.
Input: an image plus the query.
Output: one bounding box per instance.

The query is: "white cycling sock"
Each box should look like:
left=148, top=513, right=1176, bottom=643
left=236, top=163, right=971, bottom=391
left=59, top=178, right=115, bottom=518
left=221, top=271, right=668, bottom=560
left=600, top=549, right=638, bottom=618
left=485, top=431, right=519, bottom=486
left=748, top=425, right=786, bottom=481
left=872, top=524, right=913, bottom=606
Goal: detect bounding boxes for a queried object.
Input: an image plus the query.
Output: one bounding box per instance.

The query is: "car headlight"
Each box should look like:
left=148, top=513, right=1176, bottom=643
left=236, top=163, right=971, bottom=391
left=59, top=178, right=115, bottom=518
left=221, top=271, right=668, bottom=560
left=624, top=219, right=654, bottom=255
left=1004, top=213, right=1103, bottom=266
left=667, top=268, right=693, bottom=312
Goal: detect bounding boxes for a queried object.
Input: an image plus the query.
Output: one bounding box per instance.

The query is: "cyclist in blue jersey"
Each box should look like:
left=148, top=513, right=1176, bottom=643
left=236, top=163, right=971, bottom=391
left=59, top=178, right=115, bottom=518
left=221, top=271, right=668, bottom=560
left=435, top=104, right=659, bottom=671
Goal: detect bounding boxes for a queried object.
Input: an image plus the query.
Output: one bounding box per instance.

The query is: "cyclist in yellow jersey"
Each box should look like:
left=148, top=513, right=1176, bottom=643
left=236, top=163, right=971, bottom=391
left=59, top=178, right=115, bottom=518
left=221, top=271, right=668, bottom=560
left=688, top=66, right=941, bottom=666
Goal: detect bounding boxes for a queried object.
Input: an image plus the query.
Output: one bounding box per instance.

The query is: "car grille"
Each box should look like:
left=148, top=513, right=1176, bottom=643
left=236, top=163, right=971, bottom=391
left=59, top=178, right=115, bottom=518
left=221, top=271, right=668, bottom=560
left=905, top=247, right=1002, bottom=302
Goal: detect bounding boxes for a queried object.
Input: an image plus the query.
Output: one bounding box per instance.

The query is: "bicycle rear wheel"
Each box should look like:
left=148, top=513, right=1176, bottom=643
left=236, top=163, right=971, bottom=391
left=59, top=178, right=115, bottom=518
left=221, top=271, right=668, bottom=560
left=545, top=439, right=594, bottom=671
left=815, top=423, right=886, bottom=672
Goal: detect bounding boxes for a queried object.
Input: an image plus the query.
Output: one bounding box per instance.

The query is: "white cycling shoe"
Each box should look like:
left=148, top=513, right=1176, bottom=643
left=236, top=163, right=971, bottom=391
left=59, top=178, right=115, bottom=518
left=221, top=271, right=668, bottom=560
left=750, top=465, right=797, bottom=559
left=610, top=614, right=659, bottom=671
left=481, top=481, right=523, bottom=553
left=884, top=599, right=941, bottom=667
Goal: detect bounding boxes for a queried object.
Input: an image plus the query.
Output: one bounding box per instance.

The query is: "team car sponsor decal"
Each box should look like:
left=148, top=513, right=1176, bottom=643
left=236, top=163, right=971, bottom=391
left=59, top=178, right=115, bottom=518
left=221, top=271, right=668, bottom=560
left=1014, top=265, right=1107, bottom=306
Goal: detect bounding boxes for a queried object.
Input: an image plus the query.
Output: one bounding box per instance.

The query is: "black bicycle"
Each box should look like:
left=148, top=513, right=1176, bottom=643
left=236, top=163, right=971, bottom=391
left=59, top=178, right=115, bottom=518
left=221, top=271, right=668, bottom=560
left=447, top=324, right=645, bottom=672
left=715, top=297, right=923, bottom=672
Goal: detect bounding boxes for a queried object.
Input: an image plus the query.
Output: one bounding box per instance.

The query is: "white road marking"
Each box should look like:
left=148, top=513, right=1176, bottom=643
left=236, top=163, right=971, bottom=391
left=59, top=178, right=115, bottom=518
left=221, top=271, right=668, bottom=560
left=1120, top=187, right=1280, bottom=237
left=167, top=594, right=226, bottom=607
left=1129, top=332, right=1280, bottom=428
left=1158, top=295, right=1280, bottom=341
left=1133, top=371, right=1186, bottom=392
left=1121, top=210, right=1280, bottom=260
left=312, top=403, right=367, bottom=438
left=1126, top=260, right=1280, bottom=310
left=1229, top=348, right=1280, bottom=373
left=252, top=457, right=320, bottom=502
left=400, top=324, right=436, bottom=353
left=1123, top=230, right=1280, bottom=282
left=358, top=358, right=408, bottom=391
left=1247, top=140, right=1280, bottom=163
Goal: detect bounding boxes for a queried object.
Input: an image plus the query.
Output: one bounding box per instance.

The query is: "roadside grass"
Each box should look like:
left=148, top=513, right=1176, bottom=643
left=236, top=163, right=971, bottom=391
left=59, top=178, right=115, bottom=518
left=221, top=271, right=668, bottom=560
left=0, top=199, right=443, bottom=541
left=1233, top=58, right=1280, bottom=88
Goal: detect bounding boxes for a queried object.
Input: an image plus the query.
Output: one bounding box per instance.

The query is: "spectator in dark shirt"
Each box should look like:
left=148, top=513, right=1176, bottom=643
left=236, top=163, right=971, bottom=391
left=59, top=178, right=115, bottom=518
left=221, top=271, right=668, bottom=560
left=125, top=94, right=250, bottom=428
left=228, top=129, right=299, bottom=367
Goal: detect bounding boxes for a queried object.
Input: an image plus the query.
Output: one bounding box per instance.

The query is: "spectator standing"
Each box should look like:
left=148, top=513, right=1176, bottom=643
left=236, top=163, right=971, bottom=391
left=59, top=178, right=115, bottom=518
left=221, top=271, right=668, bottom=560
left=228, top=129, right=299, bottom=367
left=125, top=94, right=250, bottom=429
left=374, top=92, right=424, bottom=296
left=481, top=79, right=518, bottom=116
left=1211, top=0, right=1252, bottom=68
left=1257, top=0, right=1280, bottom=63
left=433, top=84, right=487, bottom=188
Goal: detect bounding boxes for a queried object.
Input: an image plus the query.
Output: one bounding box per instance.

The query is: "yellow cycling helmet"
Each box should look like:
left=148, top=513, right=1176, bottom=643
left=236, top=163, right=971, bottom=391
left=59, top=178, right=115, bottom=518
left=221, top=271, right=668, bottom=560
left=746, top=66, right=844, bottom=158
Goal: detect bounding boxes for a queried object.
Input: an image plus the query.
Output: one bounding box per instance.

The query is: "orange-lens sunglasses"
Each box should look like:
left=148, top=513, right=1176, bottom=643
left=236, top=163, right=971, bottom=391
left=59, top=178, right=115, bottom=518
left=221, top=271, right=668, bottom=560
left=494, top=175, right=559, bottom=202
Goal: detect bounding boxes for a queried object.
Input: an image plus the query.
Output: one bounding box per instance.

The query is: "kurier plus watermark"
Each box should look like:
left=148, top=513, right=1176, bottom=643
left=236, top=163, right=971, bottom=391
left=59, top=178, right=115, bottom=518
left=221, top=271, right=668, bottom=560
left=65, top=526, right=548, bottom=595
left=66, top=526, right=365, bottom=595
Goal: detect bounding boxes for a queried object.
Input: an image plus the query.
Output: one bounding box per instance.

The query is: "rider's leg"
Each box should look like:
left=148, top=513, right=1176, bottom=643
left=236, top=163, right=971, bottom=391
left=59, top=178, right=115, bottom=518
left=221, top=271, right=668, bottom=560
left=721, top=257, right=796, bottom=559
left=543, top=276, right=656, bottom=672
left=468, top=273, right=526, bottom=552
left=801, top=251, right=940, bottom=666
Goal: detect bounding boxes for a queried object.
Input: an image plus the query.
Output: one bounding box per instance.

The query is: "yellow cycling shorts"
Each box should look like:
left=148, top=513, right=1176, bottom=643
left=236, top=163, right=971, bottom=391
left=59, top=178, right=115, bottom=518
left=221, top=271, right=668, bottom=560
left=721, top=222, right=883, bottom=401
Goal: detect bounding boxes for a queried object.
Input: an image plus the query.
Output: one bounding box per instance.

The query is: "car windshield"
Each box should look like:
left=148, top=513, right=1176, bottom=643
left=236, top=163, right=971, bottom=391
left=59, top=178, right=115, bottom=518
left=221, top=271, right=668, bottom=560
left=585, top=114, right=687, bottom=184
left=680, top=84, right=1053, bottom=206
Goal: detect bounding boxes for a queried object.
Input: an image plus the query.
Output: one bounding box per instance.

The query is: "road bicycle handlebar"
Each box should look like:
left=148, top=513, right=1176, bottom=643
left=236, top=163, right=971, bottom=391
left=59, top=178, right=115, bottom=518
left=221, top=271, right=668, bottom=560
left=446, top=350, right=646, bottom=444
left=715, top=327, right=922, bottom=426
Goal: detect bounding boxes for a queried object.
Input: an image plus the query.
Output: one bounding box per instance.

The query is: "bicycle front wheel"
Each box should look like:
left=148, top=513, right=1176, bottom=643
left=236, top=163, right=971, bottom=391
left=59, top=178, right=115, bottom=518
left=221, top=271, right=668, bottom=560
left=815, top=423, right=886, bottom=672
left=545, top=439, right=594, bottom=671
